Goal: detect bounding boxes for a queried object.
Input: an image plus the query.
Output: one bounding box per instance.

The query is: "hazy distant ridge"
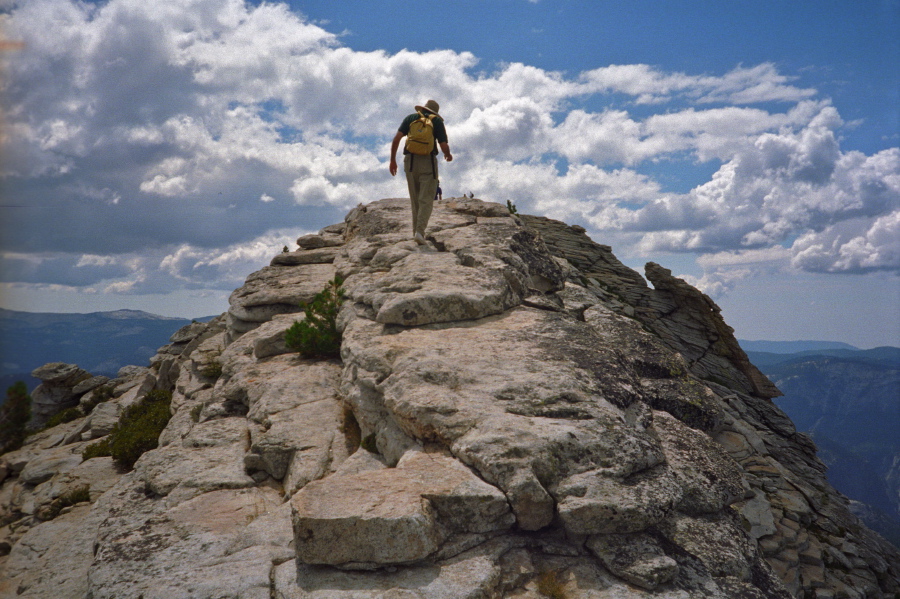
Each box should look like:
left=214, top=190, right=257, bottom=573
left=749, top=343, right=900, bottom=546
left=0, top=308, right=200, bottom=388
left=738, top=339, right=860, bottom=354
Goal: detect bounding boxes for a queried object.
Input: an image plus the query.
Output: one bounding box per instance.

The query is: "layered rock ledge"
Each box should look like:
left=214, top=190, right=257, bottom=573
left=1, top=197, right=898, bottom=599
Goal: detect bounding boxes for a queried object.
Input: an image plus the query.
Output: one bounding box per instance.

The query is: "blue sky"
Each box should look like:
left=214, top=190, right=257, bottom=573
left=1, top=0, right=898, bottom=347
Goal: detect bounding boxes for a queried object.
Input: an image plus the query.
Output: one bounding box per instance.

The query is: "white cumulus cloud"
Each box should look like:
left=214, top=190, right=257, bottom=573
left=0, top=0, right=897, bottom=306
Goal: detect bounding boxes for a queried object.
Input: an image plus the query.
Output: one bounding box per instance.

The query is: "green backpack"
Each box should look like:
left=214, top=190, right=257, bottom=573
left=405, top=111, right=436, bottom=155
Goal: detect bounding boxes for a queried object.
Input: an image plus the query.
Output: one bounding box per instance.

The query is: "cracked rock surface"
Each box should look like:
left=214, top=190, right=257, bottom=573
left=1, top=197, right=898, bottom=598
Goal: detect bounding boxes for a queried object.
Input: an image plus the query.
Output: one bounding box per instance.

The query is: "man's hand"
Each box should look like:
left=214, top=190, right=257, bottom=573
left=440, top=142, right=453, bottom=163
left=389, top=159, right=398, bottom=176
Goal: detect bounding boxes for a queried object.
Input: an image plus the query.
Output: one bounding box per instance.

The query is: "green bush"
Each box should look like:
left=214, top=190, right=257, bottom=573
left=45, top=407, right=84, bottom=429
left=60, top=484, right=91, bottom=505
left=39, top=484, right=92, bottom=521
left=81, top=389, right=173, bottom=470
left=285, top=276, right=345, bottom=358
left=507, top=199, right=518, bottom=215
left=82, top=437, right=111, bottom=461
left=0, top=382, right=32, bottom=455
left=360, top=432, right=378, bottom=454
left=199, top=361, right=223, bottom=379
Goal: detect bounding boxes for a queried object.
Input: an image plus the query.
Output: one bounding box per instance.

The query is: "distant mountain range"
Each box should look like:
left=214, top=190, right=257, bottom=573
left=739, top=339, right=861, bottom=354
left=0, top=308, right=215, bottom=392
left=743, top=340, right=900, bottom=547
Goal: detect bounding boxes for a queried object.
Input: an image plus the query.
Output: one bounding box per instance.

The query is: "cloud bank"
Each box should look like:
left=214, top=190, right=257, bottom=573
left=1, top=0, right=897, bottom=305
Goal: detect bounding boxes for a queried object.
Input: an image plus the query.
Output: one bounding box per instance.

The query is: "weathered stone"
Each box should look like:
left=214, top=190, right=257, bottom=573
left=643, top=262, right=782, bottom=400
left=345, top=251, right=522, bottom=326
left=28, top=363, right=92, bottom=428
left=556, top=465, right=682, bottom=535
left=251, top=313, right=302, bottom=359
left=30, top=362, right=89, bottom=386
left=275, top=536, right=510, bottom=599
left=228, top=262, right=336, bottom=327
left=88, top=482, right=288, bottom=599
left=133, top=442, right=255, bottom=498
left=658, top=512, right=757, bottom=580
left=169, top=320, right=209, bottom=343
left=0, top=505, right=96, bottom=598
left=221, top=355, right=342, bottom=423
left=87, top=401, right=121, bottom=439
left=586, top=532, right=679, bottom=590
left=19, top=444, right=84, bottom=486
left=271, top=247, right=340, bottom=266
left=115, top=365, right=150, bottom=380
left=342, top=304, right=663, bottom=530
left=32, top=455, right=120, bottom=513
left=114, top=372, right=156, bottom=409
left=245, top=399, right=343, bottom=488
left=291, top=451, right=513, bottom=568
left=652, top=410, right=747, bottom=514
left=297, top=233, right=344, bottom=249
left=71, top=375, right=110, bottom=396
left=737, top=489, right=778, bottom=540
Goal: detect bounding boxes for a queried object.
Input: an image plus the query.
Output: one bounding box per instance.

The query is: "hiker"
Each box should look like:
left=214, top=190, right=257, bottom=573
left=389, top=99, right=453, bottom=245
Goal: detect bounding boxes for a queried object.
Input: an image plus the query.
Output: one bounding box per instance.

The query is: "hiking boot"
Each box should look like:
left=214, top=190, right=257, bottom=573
left=414, top=232, right=427, bottom=245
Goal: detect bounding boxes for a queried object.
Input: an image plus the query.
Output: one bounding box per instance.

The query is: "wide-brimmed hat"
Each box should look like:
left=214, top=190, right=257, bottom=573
left=415, top=99, right=441, bottom=117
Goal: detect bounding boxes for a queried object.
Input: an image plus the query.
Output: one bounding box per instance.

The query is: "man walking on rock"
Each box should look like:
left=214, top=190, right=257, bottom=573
left=389, top=99, right=453, bottom=245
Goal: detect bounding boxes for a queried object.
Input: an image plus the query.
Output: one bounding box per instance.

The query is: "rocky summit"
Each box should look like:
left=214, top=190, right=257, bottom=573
left=1, top=197, right=898, bottom=598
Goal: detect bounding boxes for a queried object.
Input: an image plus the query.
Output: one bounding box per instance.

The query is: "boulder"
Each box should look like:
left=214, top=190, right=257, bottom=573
left=133, top=441, right=255, bottom=498
left=345, top=251, right=523, bottom=327
left=28, top=363, right=93, bottom=428
left=586, top=532, right=679, bottom=590
left=271, top=247, right=340, bottom=266
left=71, top=375, right=110, bottom=396
left=556, top=465, right=683, bottom=535
left=291, top=451, right=514, bottom=568
left=227, top=262, right=336, bottom=330
left=30, top=363, right=89, bottom=386
left=19, top=444, right=85, bottom=486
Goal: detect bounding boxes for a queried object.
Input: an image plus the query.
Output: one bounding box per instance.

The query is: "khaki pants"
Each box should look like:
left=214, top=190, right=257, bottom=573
left=404, top=153, right=439, bottom=236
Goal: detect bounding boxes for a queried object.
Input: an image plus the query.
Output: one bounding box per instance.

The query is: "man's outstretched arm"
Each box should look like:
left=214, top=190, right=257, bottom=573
left=389, top=131, right=404, bottom=176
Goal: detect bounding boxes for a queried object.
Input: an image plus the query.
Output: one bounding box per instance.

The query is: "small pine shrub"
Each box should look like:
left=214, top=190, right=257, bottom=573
left=360, top=432, right=378, bottom=454
left=507, top=199, right=518, bottom=215
left=285, top=276, right=345, bottom=358
left=82, top=437, right=111, bottom=461
left=38, top=484, right=92, bottom=521
left=44, top=407, right=84, bottom=429
left=60, top=484, right=91, bottom=505
left=0, top=382, right=31, bottom=455
left=81, top=389, right=173, bottom=470
left=199, top=361, right=223, bottom=379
